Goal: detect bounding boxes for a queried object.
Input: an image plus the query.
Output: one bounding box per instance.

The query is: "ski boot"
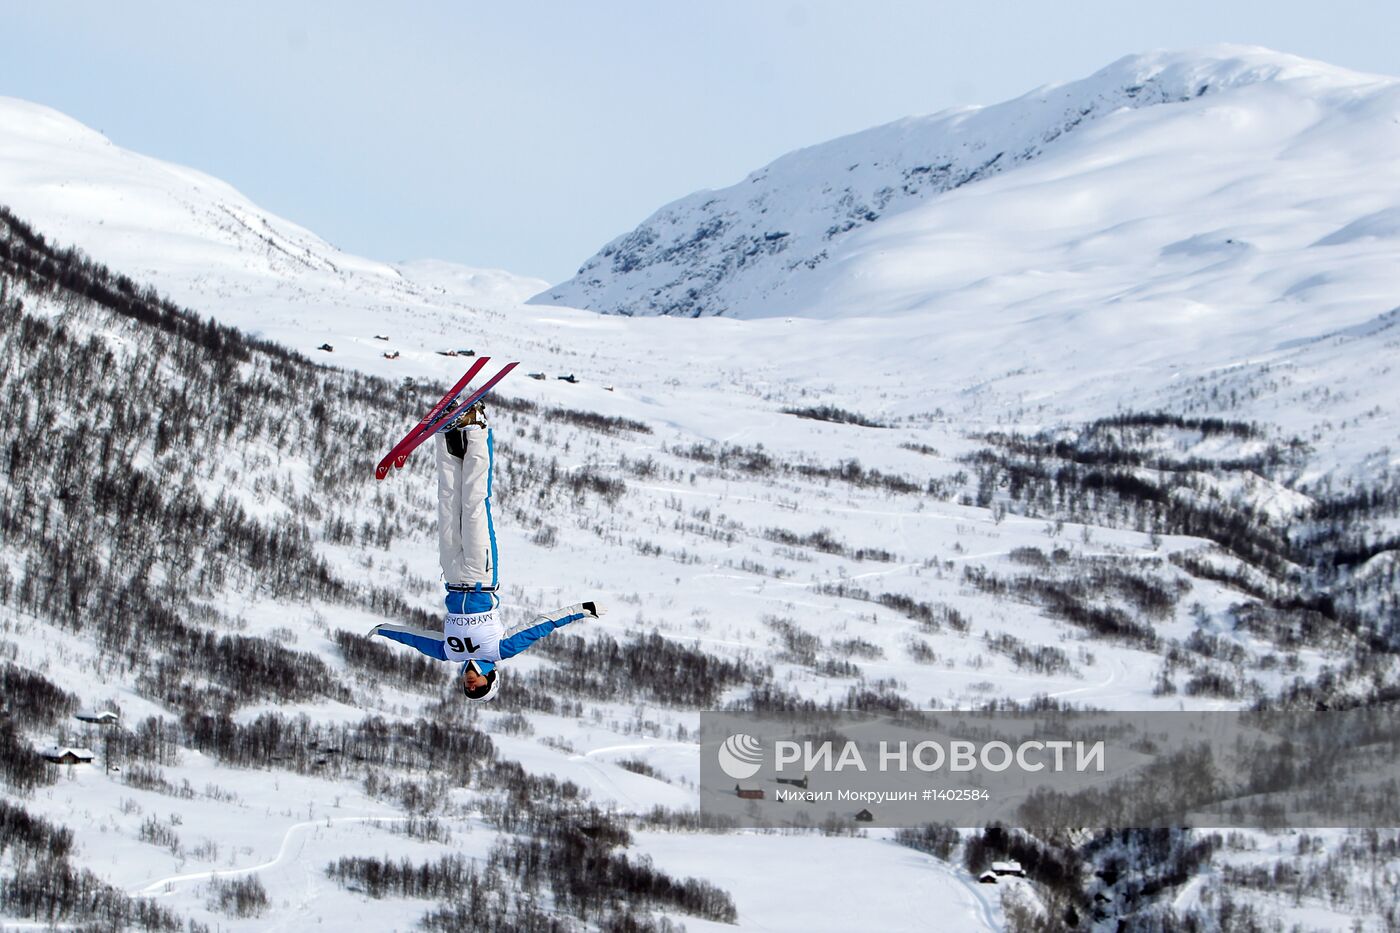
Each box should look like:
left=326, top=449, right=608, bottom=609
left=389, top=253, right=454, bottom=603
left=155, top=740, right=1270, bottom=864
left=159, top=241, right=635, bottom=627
left=444, top=401, right=487, bottom=458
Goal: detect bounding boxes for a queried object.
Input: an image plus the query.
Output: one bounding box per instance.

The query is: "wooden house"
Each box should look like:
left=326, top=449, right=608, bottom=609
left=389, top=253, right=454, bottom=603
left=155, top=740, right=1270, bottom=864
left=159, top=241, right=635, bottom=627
left=75, top=709, right=120, bottom=726
left=40, top=746, right=95, bottom=765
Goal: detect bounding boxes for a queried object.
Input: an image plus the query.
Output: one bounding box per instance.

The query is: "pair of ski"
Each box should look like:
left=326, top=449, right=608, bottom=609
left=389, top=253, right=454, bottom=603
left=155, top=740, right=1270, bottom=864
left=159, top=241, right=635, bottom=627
left=375, top=357, right=518, bottom=480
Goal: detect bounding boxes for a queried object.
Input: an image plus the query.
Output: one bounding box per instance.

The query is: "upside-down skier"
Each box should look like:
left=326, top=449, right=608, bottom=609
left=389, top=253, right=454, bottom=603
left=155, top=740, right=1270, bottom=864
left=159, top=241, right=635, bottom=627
left=369, top=401, right=604, bottom=701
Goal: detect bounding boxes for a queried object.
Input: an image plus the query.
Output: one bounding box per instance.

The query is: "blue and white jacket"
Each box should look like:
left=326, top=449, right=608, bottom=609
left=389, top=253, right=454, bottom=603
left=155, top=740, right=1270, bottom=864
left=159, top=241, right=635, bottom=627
left=369, top=589, right=589, bottom=676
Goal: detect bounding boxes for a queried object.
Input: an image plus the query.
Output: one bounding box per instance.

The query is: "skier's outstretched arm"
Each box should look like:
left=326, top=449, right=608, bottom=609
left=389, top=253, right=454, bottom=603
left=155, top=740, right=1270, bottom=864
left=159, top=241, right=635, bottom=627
left=496, top=602, right=605, bottom=660
left=368, top=621, right=449, bottom=661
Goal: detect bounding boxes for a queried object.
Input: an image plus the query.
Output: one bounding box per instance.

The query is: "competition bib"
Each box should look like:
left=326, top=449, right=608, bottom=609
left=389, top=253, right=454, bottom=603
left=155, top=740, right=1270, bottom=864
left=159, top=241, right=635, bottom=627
left=442, top=611, right=504, bottom=661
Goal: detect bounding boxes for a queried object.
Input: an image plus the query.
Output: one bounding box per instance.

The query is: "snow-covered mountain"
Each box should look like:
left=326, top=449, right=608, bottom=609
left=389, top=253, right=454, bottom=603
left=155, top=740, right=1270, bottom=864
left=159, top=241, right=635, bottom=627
left=534, top=46, right=1400, bottom=322
left=0, top=95, right=546, bottom=329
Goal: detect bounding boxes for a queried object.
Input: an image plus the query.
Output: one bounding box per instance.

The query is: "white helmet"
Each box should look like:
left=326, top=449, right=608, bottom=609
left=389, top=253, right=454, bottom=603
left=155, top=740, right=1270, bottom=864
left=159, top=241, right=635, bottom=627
left=462, top=660, right=500, bottom=703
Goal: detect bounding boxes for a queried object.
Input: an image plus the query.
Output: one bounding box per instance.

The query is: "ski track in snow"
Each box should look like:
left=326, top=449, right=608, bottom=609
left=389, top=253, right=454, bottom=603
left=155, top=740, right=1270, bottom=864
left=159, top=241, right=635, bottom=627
left=952, top=858, right=1004, bottom=932
left=130, top=815, right=409, bottom=899
left=582, top=741, right=698, bottom=758
left=1031, top=655, right=1124, bottom=703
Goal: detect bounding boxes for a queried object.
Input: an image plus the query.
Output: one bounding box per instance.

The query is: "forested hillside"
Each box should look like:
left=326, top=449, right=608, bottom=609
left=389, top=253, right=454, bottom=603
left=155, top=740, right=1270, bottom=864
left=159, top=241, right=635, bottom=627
left=0, top=206, right=741, bottom=930
left=4, top=186, right=1400, bottom=929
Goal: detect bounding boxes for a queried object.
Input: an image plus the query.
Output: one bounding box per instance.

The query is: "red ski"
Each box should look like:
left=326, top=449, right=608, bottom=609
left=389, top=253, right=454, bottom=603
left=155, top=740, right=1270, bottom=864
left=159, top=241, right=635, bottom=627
left=377, top=361, right=520, bottom=479
left=374, top=357, right=490, bottom=480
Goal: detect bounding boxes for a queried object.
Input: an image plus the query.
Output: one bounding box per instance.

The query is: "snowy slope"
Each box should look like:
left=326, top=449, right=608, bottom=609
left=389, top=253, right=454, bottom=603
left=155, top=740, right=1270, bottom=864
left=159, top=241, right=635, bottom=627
left=396, top=257, right=548, bottom=305
left=6, top=49, right=1400, bottom=485
left=534, top=46, right=1399, bottom=322
left=1, top=46, right=1395, bottom=726
left=0, top=95, right=545, bottom=327
left=530, top=46, right=1400, bottom=483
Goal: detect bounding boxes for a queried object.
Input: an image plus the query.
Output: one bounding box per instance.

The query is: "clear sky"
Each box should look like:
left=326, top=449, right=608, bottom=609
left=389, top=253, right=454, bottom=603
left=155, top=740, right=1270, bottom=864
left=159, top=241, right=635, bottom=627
left=3, top=1, right=1396, bottom=284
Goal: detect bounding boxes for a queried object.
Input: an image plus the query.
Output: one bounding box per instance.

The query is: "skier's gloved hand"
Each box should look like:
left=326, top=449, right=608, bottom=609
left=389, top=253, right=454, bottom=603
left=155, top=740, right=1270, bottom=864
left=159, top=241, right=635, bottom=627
left=581, top=601, right=606, bottom=619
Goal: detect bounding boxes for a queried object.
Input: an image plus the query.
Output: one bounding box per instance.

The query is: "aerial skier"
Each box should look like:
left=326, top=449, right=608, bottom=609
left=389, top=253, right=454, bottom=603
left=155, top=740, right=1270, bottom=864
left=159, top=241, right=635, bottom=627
left=369, top=399, right=605, bottom=701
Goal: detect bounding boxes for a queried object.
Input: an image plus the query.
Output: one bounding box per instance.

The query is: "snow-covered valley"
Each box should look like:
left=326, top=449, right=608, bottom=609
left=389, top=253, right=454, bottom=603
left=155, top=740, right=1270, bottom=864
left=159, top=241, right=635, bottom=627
left=1, top=45, right=1399, bottom=932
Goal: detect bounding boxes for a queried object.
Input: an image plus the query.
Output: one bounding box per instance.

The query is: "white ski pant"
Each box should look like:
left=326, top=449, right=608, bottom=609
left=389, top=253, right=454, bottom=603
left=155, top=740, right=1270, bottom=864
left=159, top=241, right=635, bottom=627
left=436, top=427, right=497, bottom=588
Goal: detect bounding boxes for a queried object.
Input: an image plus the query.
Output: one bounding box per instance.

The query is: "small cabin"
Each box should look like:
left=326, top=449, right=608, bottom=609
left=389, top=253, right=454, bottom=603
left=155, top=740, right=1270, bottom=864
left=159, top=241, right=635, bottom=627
left=75, top=709, right=120, bottom=726
left=457, top=349, right=476, bottom=357
left=317, top=343, right=334, bottom=352
left=383, top=351, right=400, bottom=360
left=557, top=374, right=578, bottom=384
left=735, top=784, right=764, bottom=800
left=436, top=349, right=459, bottom=357
left=978, top=871, right=998, bottom=885
left=373, top=335, right=390, bottom=341
left=992, top=860, right=1025, bottom=877
left=528, top=372, right=547, bottom=380
left=775, top=773, right=809, bottom=789
left=854, top=808, right=874, bottom=822
left=40, top=746, right=95, bottom=765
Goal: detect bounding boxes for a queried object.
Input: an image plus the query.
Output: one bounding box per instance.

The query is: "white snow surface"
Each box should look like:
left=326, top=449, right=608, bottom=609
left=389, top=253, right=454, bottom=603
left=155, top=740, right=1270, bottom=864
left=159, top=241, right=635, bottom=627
left=3, top=45, right=1399, bottom=933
